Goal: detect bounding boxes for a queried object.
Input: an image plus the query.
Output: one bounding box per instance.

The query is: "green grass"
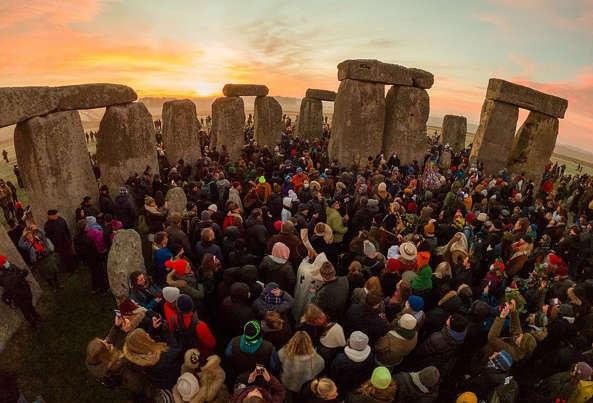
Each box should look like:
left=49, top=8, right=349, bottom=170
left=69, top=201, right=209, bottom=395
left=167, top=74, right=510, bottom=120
left=0, top=269, right=128, bottom=403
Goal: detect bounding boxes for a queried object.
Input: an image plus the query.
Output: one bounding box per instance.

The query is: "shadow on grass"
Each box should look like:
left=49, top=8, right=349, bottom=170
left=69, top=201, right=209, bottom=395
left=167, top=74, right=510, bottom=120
left=0, top=269, right=128, bottom=403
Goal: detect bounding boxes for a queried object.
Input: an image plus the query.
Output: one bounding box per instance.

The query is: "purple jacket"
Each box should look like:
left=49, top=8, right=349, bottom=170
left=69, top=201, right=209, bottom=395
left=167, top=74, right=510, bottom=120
left=86, top=228, right=106, bottom=254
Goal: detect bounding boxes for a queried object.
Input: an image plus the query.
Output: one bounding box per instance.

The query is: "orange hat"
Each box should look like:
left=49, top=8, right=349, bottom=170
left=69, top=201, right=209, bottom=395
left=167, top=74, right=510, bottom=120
left=424, top=220, right=435, bottom=237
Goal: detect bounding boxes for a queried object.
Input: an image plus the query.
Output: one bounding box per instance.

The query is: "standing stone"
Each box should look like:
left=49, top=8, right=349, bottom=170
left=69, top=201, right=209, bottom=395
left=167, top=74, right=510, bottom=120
left=162, top=99, right=201, bottom=164
left=0, top=86, right=57, bottom=128
left=96, top=102, right=158, bottom=195
left=409, top=68, right=434, bottom=89
left=107, top=229, right=145, bottom=301
left=296, top=97, right=323, bottom=141
left=440, top=115, right=467, bottom=153
left=507, top=111, right=559, bottom=183
left=14, top=111, right=97, bottom=229
left=383, top=86, right=430, bottom=165
left=166, top=187, right=187, bottom=214
left=211, top=97, right=245, bottom=161
left=254, top=96, right=283, bottom=147
left=330, top=79, right=385, bottom=165
left=0, top=229, right=42, bottom=352
left=470, top=99, right=519, bottom=175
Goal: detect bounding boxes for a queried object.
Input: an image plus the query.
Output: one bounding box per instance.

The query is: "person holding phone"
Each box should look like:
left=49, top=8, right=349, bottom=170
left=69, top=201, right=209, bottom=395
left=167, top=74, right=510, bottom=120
left=230, top=365, right=286, bottom=403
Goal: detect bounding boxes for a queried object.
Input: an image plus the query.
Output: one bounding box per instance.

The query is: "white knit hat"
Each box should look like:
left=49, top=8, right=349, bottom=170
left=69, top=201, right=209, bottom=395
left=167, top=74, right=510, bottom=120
left=399, top=313, right=417, bottom=330
left=176, top=372, right=199, bottom=401
left=162, top=287, right=180, bottom=303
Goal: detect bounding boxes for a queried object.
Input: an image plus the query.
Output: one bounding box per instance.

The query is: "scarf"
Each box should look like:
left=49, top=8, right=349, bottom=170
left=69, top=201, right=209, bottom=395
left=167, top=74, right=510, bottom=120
left=409, top=371, right=429, bottom=393
left=263, top=292, right=282, bottom=306
left=392, top=325, right=416, bottom=340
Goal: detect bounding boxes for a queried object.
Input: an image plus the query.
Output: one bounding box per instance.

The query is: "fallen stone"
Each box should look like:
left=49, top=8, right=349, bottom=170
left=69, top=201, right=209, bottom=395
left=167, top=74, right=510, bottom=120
left=305, top=89, right=337, bottom=102
left=470, top=99, right=519, bottom=175
left=222, top=84, right=269, bottom=97
left=166, top=186, right=187, bottom=214
left=507, top=111, right=559, bottom=183
left=330, top=79, right=385, bottom=165
left=0, top=229, right=42, bottom=352
left=337, top=59, right=413, bottom=86
left=409, top=68, right=434, bottom=89
left=486, top=78, right=568, bottom=118
left=296, top=97, right=323, bottom=141
left=107, top=229, right=145, bottom=301
left=254, top=96, right=283, bottom=147
left=440, top=115, right=467, bottom=153
left=162, top=99, right=201, bottom=164
left=96, top=102, right=158, bottom=195
left=14, top=110, right=98, bottom=229
left=0, top=86, right=57, bottom=128
left=211, top=97, right=245, bottom=161
left=54, top=84, right=137, bottom=110
left=383, top=86, right=430, bottom=165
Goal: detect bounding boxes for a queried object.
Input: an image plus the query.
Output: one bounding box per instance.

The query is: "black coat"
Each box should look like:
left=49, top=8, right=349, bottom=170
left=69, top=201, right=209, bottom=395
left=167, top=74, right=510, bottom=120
left=344, top=303, right=389, bottom=343
left=114, top=195, right=137, bottom=229
left=313, top=276, right=350, bottom=322
left=329, top=352, right=374, bottom=395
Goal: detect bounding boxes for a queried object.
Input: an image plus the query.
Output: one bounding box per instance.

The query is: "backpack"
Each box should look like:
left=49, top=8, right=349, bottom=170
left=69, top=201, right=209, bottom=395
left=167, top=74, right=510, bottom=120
left=170, top=310, right=199, bottom=349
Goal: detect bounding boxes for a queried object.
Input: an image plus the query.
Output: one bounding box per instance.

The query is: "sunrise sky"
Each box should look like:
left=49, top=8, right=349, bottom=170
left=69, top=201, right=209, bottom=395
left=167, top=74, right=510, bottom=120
left=1, top=0, right=592, bottom=150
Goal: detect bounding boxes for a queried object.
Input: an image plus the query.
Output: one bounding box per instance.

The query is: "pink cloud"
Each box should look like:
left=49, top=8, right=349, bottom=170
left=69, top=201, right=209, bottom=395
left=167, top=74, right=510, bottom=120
left=0, top=0, right=103, bottom=29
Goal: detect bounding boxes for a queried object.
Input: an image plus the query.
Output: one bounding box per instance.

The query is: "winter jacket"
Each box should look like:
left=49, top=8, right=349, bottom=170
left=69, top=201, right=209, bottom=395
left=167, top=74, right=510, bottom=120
left=245, top=217, right=269, bottom=258
left=278, top=350, right=324, bottom=392
left=114, top=195, right=137, bottom=229
left=258, top=256, right=295, bottom=294
left=220, top=282, right=256, bottom=338
left=313, top=276, right=350, bottom=322
left=344, top=303, right=390, bottom=343
left=375, top=329, right=418, bottom=367
left=485, top=313, right=532, bottom=362
left=267, top=232, right=306, bottom=268
left=173, top=355, right=229, bottom=403
left=412, top=325, right=466, bottom=376
left=252, top=288, right=295, bottom=318
left=393, top=371, right=439, bottom=403
left=129, top=283, right=162, bottom=311
left=144, top=345, right=184, bottom=389
left=329, top=351, right=374, bottom=394
left=326, top=207, right=348, bottom=243
left=411, top=265, right=433, bottom=292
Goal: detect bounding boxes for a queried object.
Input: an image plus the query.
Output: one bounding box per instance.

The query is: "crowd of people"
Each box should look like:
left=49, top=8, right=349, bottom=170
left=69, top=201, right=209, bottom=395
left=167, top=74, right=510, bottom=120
left=3, top=117, right=593, bottom=403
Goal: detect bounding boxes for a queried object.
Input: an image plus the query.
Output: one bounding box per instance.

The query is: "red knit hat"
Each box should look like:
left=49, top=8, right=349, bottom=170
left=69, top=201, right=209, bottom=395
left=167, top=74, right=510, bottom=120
left=0, top=255, right=7, bottom=267
left=165, top=259, right=189, bottom=276
left=466, top=212, right=476, bottom=224
left=119, top=298, right=138, bottom=315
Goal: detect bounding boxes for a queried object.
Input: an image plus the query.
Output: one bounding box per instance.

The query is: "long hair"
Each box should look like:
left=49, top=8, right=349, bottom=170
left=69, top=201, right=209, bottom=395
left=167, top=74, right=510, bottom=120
left=123, top=329, right=169, bottom=367
left=364, top=276, right=383, bottom=296
left=86, top=338, right=121, bottom=377
left=264, top=310, right=284, bottom=330
left=282, top=331, right=314, bottom=359
left=301, top=303, right=326, bottom=326
left=310, top=377, right=338, bottom=400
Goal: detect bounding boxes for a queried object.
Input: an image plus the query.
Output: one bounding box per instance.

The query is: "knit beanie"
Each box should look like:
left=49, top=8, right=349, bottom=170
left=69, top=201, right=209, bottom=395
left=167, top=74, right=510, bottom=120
left=162, top=287, right=180, bottom=303
left=371, top=366, right=392, bottom=389
left=119, top=298, right=138, bottom=316
left=271, top=242, right=290, bottom=261
left=399, top=313, right=418, bottom=331
left=456, top=392, right=478, bottom=403
left=363, top=240, right=378, bottom=259
left=491, top=350, right=513, bottom=371
left=418, top=366, right=440, bottom=388
left=408, top=295, right=424, bottom=312
left=240, top=320, right=263, bottom=353
left=177, top=295, right=194, bottom=313
left=183, top=348, right=200, bottom=370
left=176, top=372, right=200, bottom=401
left=575, top=362, right=593, bottom=381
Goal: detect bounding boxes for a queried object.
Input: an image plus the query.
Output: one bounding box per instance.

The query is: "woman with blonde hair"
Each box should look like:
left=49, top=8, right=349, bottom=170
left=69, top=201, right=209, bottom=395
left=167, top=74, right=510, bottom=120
left=278, top=330, right=325, bottom=393
left=123, top=328, right=183, bottom=389
left=301, top=377, right=339, bottom=402
left=298, top=303, right=328, bottom=345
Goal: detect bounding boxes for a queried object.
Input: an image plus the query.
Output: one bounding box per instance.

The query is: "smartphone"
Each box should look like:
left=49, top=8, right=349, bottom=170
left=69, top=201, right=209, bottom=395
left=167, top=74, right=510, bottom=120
left=255, top=364, right=265, bottom=375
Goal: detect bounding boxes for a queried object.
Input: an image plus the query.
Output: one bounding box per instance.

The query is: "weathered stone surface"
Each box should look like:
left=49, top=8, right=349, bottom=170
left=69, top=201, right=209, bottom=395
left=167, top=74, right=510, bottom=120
left=439, top=149, right=452, bottom=170
left=254, top=96, right=283, bottom=147
left=222, top=84, right=269, bottom=97
left=107, top=229, right=145, bottom=301
left=166, top=187, right=187, bottom=214
left=440, top=115, right=467, bottom=153
left=0, top=229, right=42, bottom=352
left=305, top=89, right=337, bottom=101
left=162, top=99, right=201, bottom=164
left=296, top=97, right=323, bottom=141
left=470, top=99, right=519, bottom=175
left=14, top=111, right=98, bottom=229
left=54, top=84, right=137, bottom=110
left=383, top=86, right=430, bottom=165
left=96, top=102, right=158, bottom=195
left=486, top=78, right=568, bottom=118
left=211, top=97, right=245, bottom=161
left=507, top=111, right=559, bottom=183
left=337, top=59, right=413, bottom=86
left=330, top=79, right=385, bottom=165
left=0, top=86, right=57, bottom=128
left=409, top=68, right=434, bottom=89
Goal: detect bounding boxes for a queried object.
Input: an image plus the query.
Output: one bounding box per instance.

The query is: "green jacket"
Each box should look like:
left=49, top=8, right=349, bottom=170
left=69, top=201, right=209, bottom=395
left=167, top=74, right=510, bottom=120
left=412, top=265, right=433, bottom=291
left=326, top=207, right=348, bottom=243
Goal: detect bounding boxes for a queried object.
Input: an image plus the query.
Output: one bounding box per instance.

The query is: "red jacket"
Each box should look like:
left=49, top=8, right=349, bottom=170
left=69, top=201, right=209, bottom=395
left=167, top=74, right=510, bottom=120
left=164, top=301, right=216, bottom=357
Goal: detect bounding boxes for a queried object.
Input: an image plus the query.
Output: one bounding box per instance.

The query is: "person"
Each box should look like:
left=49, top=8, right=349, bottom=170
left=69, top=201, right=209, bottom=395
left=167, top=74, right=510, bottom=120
left=224, top=320, right=280, bottom=385
left=261, top=310, right=293, bottom=350
left=375, top=313, right=418, bottom=369
left=114, top=187, right=137, bottom=229
left=329, top=331, right=375, bottom=395
left=18, top=226, right=60, bottom=289
left=128, top=271, right=162, bottom=311
left=153, top=231, right=173, bottom=286
left=75, top=196, right=100, bottom=222
left=313, top=261, right=349, bottom=322
left=346, top=366, right=397, bottom=403
left=326, top=199, right=348, bottom=244
left=220, top=282, right=256, bottom=338
left=0, top=179, right=14, bottom=221
left=230, top=365, right=286, bottom=403
left=301, top=377, right=339, bottom=402
left=84, top=216, right=110, bottom=293
left=166, top=255, right=204, bottom=302
left=278, top=330, right=325, bottom=393
left=252, top=282, right=295, bottom=318
left=537, top=361, right=593, bottom=402
left=44, top=209, right=76, bottom=274
left=394, top=366, right=440, bottom=402
left=258, top=242, right=295, bottom=293
left=172, top=356, right=230, bottom=402
left=344, top=292, right=389, bottom=344
left=98, top=185, right=115, bottom=215
left=0, top=255, right=40, bottom=326
left=123, top=328, right=183, bottom=390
